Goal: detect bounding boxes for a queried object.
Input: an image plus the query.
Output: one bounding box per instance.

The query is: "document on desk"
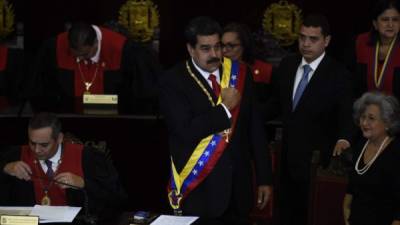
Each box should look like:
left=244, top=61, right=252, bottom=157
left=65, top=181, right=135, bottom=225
left=30, top=205, right=81, bottom=223
left=150, top=215, right=198, bottom=225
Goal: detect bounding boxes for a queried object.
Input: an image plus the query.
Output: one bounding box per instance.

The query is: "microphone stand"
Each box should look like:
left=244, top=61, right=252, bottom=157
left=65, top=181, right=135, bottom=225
left=31, top=174, right=98, bottom=225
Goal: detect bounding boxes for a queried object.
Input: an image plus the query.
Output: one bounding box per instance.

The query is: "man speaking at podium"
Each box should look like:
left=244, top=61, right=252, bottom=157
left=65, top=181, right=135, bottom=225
left=0, top=112, right=126, bottom=217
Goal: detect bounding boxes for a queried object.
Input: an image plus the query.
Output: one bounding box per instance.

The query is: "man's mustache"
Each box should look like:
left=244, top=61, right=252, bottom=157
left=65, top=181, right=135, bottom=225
left=207, top=57, right=221, bottom=64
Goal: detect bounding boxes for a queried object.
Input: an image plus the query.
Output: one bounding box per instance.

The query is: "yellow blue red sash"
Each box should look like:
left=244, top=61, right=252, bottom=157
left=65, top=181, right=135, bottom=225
left=168, top=58, right=247, bottom=211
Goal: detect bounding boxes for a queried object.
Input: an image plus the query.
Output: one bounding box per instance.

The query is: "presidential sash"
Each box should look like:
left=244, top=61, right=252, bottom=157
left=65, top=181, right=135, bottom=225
left=168, top=58, right=247, bottom=211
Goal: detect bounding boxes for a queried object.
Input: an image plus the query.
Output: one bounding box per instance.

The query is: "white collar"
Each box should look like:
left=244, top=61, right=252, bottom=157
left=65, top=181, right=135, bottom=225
left=41, top=144, right=62, bottom=164
left=300, top=52, right=325, bottom=71
left=90, top=25, right=102, bottom=63
left=191, top=58, right=220, bottom=82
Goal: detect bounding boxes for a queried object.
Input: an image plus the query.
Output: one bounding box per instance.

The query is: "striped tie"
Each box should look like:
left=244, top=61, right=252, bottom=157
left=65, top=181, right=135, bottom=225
left=45, top=159, right=54, bottom=178
left=293, top=64, right=312, bottom=110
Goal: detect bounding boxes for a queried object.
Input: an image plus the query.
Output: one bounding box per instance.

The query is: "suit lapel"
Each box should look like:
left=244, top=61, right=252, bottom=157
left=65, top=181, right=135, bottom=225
left=188, top=60, right=219, bottom=102
left=294, top=56, right=329, bottom=111
left=286, top=56, right=302, bottom=111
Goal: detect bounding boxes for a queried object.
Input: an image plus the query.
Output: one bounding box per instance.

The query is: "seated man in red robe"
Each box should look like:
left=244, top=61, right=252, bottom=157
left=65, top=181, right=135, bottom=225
left=29, top=22, right=160, bottom=114
left=0, top=112, right=127, bottom=219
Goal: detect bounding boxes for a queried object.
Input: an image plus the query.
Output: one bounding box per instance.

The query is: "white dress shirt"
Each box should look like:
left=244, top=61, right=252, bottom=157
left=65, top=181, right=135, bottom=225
left=292, top=52, right=325, bottom=100
left=191, top=58, right=231, bottom=118
left=39, top=144, right=62, bottom=173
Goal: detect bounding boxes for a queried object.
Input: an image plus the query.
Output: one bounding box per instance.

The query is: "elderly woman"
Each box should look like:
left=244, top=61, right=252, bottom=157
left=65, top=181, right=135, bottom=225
left=343, top=92, right=400, bottom=225
left=352, top=0, right=400, bottom=100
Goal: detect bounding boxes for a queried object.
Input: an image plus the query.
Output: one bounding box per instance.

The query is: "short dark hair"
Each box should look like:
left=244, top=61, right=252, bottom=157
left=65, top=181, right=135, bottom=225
left=302, top=14, right=331, bottom=37
left=223, top=22, right=256, bottom=64
left=29, top=112, right=62, bottom=139
left=68, top=22, right=97, bottom=50
left=353, top=92, right=400, bottom=137
left=368, top=0, right=400, bottom=45
left=184, top=16, right=222, bottom=47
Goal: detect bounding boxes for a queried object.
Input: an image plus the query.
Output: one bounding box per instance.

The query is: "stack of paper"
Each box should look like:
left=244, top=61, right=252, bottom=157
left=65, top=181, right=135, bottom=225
left=0, top=205, right=81, bottom=223
left=30, top=205, right=81, bottom=223
left=150, top=215, right=198, bottom=225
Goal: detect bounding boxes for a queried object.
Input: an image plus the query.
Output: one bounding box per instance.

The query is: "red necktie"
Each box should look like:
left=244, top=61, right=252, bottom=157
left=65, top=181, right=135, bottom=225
left=208, top=74, right=221, bottom=97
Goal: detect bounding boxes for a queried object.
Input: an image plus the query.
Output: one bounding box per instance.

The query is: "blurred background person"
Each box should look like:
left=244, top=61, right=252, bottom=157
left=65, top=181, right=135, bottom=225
left=222, top=22, right=274, bottom=106
left=352, top=0, right=400, bottom=100
left=0, top=41, right=25, bottom=114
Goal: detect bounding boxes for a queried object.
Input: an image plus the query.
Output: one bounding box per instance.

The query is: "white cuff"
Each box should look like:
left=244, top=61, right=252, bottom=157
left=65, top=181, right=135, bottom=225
left=220, top=103, right=232, bottom=119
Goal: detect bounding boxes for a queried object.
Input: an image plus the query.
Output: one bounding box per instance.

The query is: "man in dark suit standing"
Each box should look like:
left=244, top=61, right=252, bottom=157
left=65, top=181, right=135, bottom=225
left=159, top=16, right=272, bottom=224
left=266, top=14, right=354, bottom=225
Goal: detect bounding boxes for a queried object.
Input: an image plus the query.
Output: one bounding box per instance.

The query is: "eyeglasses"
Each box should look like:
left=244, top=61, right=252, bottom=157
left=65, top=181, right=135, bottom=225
left=221, top=43, right=241, bottom=51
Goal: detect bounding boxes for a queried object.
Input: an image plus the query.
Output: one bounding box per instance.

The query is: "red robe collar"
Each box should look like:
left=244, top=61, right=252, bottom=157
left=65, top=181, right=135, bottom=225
left=21, top=143, right=84, bottom=206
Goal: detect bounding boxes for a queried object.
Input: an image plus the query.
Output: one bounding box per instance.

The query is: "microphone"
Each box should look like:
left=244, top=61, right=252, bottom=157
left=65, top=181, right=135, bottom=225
left=31, top=174, right=98, bottom=225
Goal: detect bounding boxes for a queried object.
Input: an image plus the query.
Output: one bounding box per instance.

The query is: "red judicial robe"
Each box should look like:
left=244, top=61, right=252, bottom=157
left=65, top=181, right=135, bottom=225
left=355, top=32, right=400, bottom=99
left=250, top=59, right=274, bottom=110
left=30, top=27, right=160, bottom=114
left=21, top=143, right=84, bottom=206
left=0, top=144, right=127, bottom=216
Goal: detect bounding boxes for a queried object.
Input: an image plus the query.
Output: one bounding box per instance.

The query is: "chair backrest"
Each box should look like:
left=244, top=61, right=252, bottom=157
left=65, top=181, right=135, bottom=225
left=308, top=150, right=348, bottom=225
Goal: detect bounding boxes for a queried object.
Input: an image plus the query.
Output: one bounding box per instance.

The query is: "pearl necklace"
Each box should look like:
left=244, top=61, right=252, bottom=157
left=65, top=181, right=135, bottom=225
left=355, top=136, right=389, bottom=175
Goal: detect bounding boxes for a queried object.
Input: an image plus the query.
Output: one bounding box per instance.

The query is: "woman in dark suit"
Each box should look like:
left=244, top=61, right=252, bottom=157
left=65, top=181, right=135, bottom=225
left=343, top=92, right=400, bottom=225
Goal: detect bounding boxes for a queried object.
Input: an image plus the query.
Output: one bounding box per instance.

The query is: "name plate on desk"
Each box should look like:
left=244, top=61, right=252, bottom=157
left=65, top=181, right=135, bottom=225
left=0, top=215, right=39, bottom=225
left=83, top=94, right=118, bottom=115
left=83, top=94, right=118, bottom=105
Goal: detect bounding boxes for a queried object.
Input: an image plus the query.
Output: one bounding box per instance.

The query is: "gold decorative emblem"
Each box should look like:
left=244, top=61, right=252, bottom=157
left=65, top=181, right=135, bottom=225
left=118, top=0, right=159, bottom=42
left=262, top=0, right=302, bottom=46
left=0, top=0, right=14, bottom=40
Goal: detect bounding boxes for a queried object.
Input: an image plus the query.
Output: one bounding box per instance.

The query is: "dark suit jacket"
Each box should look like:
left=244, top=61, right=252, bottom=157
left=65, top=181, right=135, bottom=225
left=0, top=48, right=25, bottom=104
left=159, top=59, right=272, bottom=218
left=266, top=54, right=354, bottom=180
left=0, top=145, right=127, bottom=217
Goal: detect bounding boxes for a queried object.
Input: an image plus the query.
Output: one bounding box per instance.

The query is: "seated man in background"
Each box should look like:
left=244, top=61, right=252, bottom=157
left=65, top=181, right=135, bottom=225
left=29, top=22, right=160, bottom=114
left=0, top=112, right=127, bottom=218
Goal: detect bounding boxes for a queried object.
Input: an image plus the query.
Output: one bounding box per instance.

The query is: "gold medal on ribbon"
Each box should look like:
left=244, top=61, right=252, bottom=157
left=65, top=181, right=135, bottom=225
left=41, top=193, right=51, bottom=205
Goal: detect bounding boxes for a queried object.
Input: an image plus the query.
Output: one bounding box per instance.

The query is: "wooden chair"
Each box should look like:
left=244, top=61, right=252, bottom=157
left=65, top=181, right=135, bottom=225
left=308, top=151, right=349, bottom=225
